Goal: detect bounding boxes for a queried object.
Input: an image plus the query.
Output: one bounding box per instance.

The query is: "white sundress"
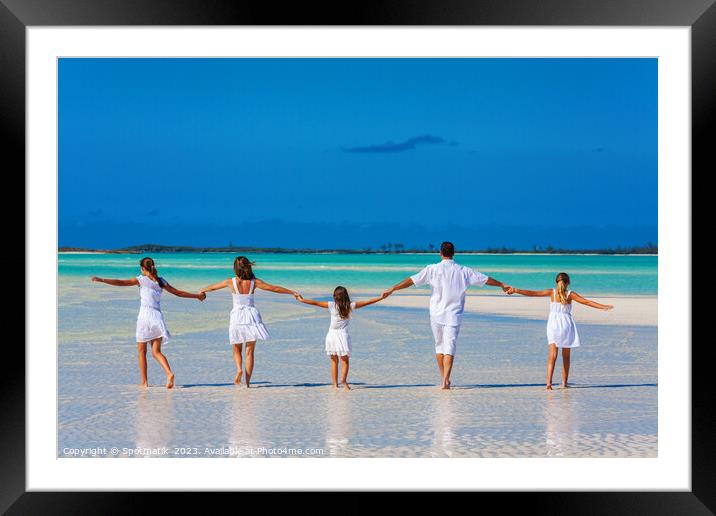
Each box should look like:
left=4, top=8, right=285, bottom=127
left=229, top=277, right=270, bottom=345
left=135, top=275, right=171, bottom=344
left=325, top=301, right=356, bottom=357
left=546, top=288, right=580, bottom=348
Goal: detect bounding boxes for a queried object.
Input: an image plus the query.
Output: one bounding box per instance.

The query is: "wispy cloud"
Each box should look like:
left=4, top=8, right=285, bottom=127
left=342, top=134, right=457, bottom=153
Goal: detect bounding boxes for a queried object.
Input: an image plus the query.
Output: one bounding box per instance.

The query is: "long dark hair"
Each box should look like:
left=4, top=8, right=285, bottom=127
left=555, top=272, right=571, bottom=304
left=333, top=286, right=352, bottom=320
left=140, top=256, right=162, bottom=287
left=233, top=256, right=256, bottom=280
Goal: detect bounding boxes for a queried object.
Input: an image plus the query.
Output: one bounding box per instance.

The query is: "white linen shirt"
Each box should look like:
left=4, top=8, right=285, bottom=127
left=410, top=259, right=489, bottom=326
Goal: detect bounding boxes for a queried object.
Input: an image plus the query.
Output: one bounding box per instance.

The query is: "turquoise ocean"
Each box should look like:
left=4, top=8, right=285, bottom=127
left=59, top=252, right=657, bottom=296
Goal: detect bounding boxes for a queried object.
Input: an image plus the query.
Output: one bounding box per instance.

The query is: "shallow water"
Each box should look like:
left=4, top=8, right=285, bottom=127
left=58, top=277, right=657, bottom=458
left=59, top=252, right=658, bottom=296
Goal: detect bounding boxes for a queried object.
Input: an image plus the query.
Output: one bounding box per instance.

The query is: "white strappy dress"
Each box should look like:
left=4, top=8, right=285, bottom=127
left=324, top=301, right=356, bottom=357
left=229, top=277, right=270, bottom=345
left=135, top=275, right=171, bottom=344
left=546, top=288, right=580, bottom=348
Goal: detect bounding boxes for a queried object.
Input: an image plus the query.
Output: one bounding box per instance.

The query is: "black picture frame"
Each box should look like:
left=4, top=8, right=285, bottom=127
left=3, top=0, right=708, bottom=512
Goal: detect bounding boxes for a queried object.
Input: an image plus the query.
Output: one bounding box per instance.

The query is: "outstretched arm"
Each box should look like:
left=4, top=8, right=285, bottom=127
left=570, top=292, right=613, bottom=310
left=383, top=277, right=414, bottom=296
left=255, top=278, right=298, bottom=296
left=510, top=288, right=552, bottom=297
left=200, top=279, right=231, bottom=294
left=91, top=276, right=139, bottom=287
left=293, top=294, right=329, bottom=309
left=485, top=277, right=512, bottom=292
left=163, top=281, right=206, bottom=300
left=355, top=291, right=390, bottom=309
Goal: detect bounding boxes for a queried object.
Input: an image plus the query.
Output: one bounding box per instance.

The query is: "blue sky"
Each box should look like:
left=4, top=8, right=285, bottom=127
left=59, top=58, right=657, bottom=249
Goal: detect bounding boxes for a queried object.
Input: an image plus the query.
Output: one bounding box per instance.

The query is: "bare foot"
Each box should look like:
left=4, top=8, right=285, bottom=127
left=332, top=384, right=339, bottom=389
left=234, top=372, right=243, bottom=385
left=342, top=382, right=351, bottom=390
left=166, top=373, right=175, bottom=389
left=441, top=381, right=451, bottom=390
left=561, top=382, right=569, bottom=389
left=139, top=381, right=148, bottom=388
left=545, top=384, right=553, bottom=390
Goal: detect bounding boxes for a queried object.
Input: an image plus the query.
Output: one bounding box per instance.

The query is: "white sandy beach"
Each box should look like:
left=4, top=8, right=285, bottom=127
left=381, top=293, right=657, bottom=327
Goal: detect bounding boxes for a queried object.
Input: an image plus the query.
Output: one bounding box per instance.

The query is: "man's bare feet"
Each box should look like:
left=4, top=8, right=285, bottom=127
left=545, top=384, right=553, bottom=390
left=561, top=382, right=569, bottom=389
left=342, top=382, right=351, bottom=390
left=139, top=381, right=148, bottom=388
left=332, top=384, right=339, bottom=389
left=441, top=380, right=451, bottom=390
left=166, top=373, right=175, bottom=389
left=234, top=372, right=243, bottom=385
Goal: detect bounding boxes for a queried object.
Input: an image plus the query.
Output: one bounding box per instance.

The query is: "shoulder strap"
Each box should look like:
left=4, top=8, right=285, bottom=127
left=232, top=277, right=238, bottom=293
left=250, top=278, right=255, bottom=293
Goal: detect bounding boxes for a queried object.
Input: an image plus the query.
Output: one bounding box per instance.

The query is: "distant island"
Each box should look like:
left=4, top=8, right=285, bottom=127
left=59, top=242, right=658, bottom=255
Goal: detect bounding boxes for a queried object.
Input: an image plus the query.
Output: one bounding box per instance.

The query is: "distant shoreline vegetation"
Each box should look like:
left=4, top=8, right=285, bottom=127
left=59, top=242, right=658, bottom=255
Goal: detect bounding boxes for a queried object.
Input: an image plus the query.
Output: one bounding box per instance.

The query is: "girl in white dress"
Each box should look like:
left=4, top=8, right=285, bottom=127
left=508, top=272, right=613, bottom=390
left=294, top=286, right=389, bottom=390
left=91, top=256, right=206, bottom=389
left=200, top=256, right=299, bottom=388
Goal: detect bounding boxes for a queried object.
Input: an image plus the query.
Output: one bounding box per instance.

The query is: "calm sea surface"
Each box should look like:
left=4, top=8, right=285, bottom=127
left=59, top=252, right=657, bottom=296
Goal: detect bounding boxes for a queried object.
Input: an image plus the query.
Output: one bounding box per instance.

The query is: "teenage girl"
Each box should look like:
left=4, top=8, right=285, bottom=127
left=294, top=286, right=390, bottom=390
left=199, top=256, right=299, bottom=388
left=91, top=256, right=205, bottom=388
left=508, top=272, right=613, bottom=390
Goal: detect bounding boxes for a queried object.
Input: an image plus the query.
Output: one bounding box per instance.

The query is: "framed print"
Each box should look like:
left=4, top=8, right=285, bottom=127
left=3, top=0, right=710, bottom=512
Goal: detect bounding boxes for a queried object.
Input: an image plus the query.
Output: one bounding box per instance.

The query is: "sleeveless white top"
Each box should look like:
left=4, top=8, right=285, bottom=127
left=328, top=301, right=357, bottom=331
left=137, top=275, right=164, bottom=310
left=231, top=277, right=256, bottom=308
left=546, top=288, right=580, bottom=348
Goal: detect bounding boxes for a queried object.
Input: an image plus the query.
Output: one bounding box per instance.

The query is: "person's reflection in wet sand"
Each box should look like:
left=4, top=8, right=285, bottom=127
left=134, top=389, right=174, bottom=457
left=430, top=393, right=458, bottom=457
left=325, top=391, right=352, bottom=457
left=544, top=389, right=579, bottom=456
left=227, top=391, right=260, bottom=457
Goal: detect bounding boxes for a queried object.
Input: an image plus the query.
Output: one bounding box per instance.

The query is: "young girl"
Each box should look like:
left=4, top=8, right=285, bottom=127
left=90, top=256, right=205, bottom=389
left=294, top=286, right=390, bottom=390
left=508, top=272, right=613, bottom=390
left=199, top=256, right=299, bottom=388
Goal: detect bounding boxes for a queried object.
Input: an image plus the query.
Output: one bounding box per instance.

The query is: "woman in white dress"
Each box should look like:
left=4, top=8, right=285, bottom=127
left=507, top=272, right=613, bottom=390
left=200, top=256, right=299, bottom=388
left=91, top=256, right=206, bottom=389
left=294, top=286, right=389, bottom=390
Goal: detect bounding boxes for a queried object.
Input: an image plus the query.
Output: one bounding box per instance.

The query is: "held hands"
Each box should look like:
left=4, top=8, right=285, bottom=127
left=293, top=292, right=304, bottom=301
left=382, top=287, right=395, bottom=299
left=502, top=285, right=515, bottom=295
left=91, top=276, right=102, bottom=283
left=197, top=292, right=206, bottom=301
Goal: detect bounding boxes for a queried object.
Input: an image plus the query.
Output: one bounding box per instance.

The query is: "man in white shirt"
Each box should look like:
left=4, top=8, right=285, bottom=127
left=384, top=241, right=512, bottom=389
